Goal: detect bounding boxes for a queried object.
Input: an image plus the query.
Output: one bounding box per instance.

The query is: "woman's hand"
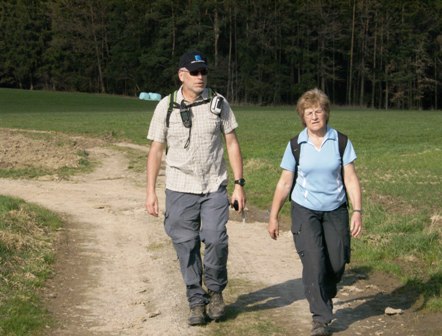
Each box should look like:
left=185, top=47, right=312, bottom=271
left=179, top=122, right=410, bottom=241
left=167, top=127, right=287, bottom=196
left=268, top=217, right=280, bottom=240
left=350, top=212, right=362, bottom=237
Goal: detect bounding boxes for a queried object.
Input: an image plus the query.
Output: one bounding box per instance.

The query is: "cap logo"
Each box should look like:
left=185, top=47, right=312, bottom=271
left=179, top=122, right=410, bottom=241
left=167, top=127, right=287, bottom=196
left=179, top=51, right=207, bottom=69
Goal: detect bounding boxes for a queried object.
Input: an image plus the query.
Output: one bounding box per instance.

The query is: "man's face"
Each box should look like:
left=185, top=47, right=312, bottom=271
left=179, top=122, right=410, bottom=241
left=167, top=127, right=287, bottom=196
left=178, top=68, right=208, bottom=96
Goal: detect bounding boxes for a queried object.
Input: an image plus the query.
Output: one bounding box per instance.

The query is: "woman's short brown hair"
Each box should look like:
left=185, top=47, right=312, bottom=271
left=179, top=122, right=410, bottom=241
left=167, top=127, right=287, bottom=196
left=296, top=88, right=330, bottom=126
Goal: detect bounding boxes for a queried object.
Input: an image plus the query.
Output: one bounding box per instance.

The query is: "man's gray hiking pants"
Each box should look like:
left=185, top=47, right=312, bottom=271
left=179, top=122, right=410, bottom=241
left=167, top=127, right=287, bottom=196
left=164, top=187, right=229, bottom=308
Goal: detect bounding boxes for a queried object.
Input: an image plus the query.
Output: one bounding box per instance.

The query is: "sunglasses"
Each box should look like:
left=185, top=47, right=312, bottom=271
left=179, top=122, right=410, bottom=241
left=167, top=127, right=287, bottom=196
left=186, top=69, right=208, bottom=76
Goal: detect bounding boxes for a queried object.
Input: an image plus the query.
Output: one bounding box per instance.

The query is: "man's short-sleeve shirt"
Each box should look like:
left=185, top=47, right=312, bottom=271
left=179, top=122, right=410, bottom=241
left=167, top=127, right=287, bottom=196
left=147, top=87, right=238, bottom=194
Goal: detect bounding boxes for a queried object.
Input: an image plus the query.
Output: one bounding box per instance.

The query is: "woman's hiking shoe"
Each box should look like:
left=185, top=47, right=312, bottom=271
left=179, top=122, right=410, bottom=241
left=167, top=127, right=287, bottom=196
left=207, top=290, right=225, bottom=321
left=188, top=305, right=206, bottom=326
left=311, top=320, right=331, bottom=336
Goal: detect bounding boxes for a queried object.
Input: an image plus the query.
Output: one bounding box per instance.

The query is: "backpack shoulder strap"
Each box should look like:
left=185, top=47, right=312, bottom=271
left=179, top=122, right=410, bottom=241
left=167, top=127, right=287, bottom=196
left=337, top=131, right=348, bottom=159
left=290, top=135, right=301, bottom=164
left=166, top=91, right=180, bottom=128
left=337, top=131, right=349, bottom=204
left=289, top=134, right=301, bottom=201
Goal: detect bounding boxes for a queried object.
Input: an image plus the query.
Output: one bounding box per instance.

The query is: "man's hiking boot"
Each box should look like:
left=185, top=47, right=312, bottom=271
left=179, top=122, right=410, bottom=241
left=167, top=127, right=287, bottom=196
left=311, top=320, right=331, bottom=336
left=207, top=290, right=225, bottom=321
left=188, top=305, right=206, bottom=326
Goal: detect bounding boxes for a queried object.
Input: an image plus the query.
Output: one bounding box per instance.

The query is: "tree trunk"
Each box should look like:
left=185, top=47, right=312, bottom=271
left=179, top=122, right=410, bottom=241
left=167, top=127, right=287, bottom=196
left=359, top=6, right=369, bottom=106
left=213, top=7, right=220, bottom=67
left=436, top=56, right=438, bottom=109
left=88, top=4, right=105, bottom=93
left=227, top=7, right=233, bottom=101
left=347, top=0, right=356, bottom=105
left=371, top=10, right=377, bottom=108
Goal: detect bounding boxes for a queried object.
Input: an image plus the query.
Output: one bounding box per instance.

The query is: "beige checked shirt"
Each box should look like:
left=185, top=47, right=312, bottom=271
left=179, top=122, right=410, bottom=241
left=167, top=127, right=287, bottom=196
left=147, top=87, right=238, bottom=194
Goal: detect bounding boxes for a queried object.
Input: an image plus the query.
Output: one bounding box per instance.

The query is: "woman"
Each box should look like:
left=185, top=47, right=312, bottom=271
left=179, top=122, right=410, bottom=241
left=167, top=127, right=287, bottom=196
left=268, top=88, right=362, bottom=336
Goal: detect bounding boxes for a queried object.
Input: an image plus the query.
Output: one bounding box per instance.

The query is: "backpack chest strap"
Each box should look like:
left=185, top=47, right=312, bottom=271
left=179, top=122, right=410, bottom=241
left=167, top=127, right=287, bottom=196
left=166, top=89, right=215, bottom=127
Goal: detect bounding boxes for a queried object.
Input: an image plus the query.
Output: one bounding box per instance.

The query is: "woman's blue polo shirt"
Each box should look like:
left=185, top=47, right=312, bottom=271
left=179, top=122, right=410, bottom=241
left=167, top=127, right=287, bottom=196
left=280, top=127, right=357, bottom=211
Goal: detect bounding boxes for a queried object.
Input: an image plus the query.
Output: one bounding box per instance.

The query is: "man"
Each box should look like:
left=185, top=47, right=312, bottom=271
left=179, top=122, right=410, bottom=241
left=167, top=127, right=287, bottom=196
left=145, top=51, right=246, bottom=326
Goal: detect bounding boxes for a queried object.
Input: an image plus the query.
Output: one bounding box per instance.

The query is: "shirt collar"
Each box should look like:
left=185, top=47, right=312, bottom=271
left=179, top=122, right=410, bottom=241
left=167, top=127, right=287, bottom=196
left=298, top=126, right=334, bottom=144
left=177, top=86, right=208, bottom=104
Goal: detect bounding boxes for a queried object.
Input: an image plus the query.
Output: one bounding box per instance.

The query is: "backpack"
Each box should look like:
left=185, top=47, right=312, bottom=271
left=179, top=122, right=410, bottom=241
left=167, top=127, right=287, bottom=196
left=165, top=88, right=220, bottom=128
left=289, top=131, right=348, bottom=201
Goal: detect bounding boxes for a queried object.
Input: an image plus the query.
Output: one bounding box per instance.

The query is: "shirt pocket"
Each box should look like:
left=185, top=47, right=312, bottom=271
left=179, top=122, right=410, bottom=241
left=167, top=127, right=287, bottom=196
left=167, top=117, right=190, bottom=147
left=200, top=113, right=221, bottom=137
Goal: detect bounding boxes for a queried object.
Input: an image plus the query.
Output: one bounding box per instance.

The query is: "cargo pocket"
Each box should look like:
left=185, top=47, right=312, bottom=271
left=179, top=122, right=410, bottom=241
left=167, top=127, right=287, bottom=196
left=163, top=209, right=173, bottom=238
left=291, top=220, right=306, bottom=258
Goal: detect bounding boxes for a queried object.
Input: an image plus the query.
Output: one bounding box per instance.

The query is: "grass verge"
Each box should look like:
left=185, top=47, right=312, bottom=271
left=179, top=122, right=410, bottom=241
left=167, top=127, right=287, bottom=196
left=0, top=195, right=62, bottom=335
left=0, top=129, right=96, bottom=180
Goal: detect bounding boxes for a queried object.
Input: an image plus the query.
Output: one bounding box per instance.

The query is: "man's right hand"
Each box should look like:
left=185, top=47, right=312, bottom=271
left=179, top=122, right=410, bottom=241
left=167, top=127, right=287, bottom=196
left=146, top=192, right=159, bottom=217
left=268, top=218, right=280, bottom=240
left=146, top=141, right=164, bottom=218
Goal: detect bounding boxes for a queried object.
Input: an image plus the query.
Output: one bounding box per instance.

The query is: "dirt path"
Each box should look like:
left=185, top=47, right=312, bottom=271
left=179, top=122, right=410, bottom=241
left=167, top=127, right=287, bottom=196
left=1, top=143, right=311, bottom=335
left=1, top=133, right=440, bottom=335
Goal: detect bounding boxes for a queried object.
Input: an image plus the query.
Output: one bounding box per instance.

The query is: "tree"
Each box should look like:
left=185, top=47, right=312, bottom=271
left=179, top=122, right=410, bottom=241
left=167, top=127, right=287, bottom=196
left=48, top=0, right=109, bottom=93
left=0, top=0, right=440, bottom=108
left=0, top=0, right=51, bottom=89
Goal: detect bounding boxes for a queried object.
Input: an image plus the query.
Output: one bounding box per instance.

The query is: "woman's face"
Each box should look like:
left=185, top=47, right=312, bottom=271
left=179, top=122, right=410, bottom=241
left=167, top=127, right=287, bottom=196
left=303, top=105, right=327, bottom=132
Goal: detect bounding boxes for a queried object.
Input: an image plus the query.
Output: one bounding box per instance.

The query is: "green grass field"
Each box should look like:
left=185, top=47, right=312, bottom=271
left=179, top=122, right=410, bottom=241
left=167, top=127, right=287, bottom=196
left=1, top=88, right=441, bottom=333
left=0, top=195, right=62, bottom=335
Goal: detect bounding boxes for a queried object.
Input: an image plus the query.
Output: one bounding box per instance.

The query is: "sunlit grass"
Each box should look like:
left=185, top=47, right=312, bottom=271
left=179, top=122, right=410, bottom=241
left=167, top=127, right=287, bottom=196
left=0, top=195, right=62, bottom=335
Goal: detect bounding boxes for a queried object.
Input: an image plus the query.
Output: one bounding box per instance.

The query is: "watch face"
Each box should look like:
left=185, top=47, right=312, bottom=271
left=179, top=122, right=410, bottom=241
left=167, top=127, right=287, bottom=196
left=235, top=178, right=245, bottom=186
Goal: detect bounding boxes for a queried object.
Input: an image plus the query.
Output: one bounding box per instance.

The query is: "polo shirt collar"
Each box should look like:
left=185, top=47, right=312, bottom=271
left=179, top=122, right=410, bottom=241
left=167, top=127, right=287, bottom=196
left=298, top=126, right=334, bottom=144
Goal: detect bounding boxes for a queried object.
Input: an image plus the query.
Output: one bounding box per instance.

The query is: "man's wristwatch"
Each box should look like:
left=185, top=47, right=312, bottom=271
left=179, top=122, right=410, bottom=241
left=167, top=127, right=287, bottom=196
left=234, top=178, right=246, bottom=187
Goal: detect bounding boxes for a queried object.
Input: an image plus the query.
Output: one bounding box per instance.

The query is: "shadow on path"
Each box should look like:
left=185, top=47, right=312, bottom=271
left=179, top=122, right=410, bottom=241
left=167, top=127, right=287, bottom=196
left=225, top=278, right=305, bottom=320
left=331, top=269, right=442, bottom=334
